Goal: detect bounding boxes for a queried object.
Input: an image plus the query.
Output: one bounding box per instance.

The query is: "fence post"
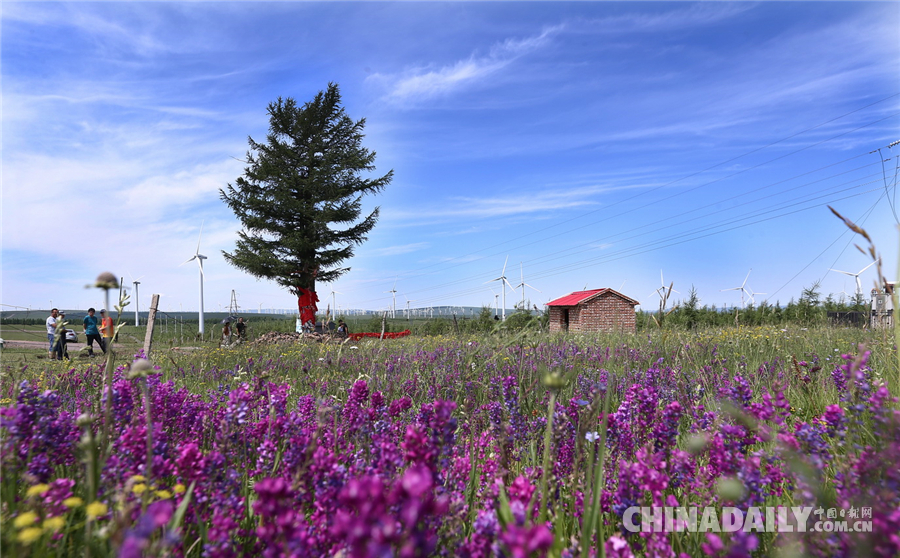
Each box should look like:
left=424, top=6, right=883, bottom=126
left=142, top=294, right=160, bottom=358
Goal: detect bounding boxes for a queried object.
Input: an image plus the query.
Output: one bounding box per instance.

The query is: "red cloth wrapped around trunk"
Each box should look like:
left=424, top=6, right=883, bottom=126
left=297, top=288, right=319, bottom=325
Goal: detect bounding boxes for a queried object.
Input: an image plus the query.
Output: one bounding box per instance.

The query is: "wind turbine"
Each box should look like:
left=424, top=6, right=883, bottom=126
left=485, top=256, right=516, bottom=321
left=128, top=273, right=145, bottom=327
left=837, top=280, right=853, bottom=304
left=488, top=287, right=500, bottom=317
left=405, top=296, right=415, bottom=319
left=830, top=260, right=877, bottom=297
left=747, top=286, right=766, bottom=306
left=329, top=287, right=341, bottom=317
left=180, top=223, right=207, bottom=336
left=384, top=279, right=397, bottom=319
left=721, top=269, right=758, bottom=309
left=515, top=263, right=541, bottom=309
left=648, top=270, right=679, bottom=302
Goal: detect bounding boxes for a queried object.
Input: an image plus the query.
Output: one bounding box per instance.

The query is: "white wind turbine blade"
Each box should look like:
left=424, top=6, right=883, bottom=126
left=855, top=261, right=877, bottom=293
left=830, top=268, right=861, bottom=293
left=659, top=270, right=679, bottom=296
left=503, top=277, right=517, bottom=293
left=664, top=281, right=676, bottom=299
left=741, top=269, right=752, bottom=289
left=522, top=281, right=541, bottom=293
left=196, top=221, right=204, bottom=255
left=857, top=260, right=877, bottom=275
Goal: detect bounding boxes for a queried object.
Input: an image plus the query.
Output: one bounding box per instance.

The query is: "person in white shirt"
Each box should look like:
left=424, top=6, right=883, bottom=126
left=46, top=308, right=59, bottom=359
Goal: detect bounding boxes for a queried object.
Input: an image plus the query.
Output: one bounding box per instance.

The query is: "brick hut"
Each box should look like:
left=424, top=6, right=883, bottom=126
left=547, top=288, right=639, bottom=333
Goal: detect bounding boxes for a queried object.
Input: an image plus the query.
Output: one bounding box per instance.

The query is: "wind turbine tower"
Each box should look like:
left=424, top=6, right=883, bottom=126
left=384, top=280, right=397, bottom=319
left=181, top=223, right=208, bottom=336
left=515, top=262, right=541, bottom=309
left=485, top=256, right=516, bottom=320
left=132, top=279, right=141, bottom=326
left=329, top=287, right=341, bottom=317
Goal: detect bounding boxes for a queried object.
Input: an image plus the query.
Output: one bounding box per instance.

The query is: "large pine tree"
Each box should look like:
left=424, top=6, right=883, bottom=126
left=220, top=83, right=392, bottom=322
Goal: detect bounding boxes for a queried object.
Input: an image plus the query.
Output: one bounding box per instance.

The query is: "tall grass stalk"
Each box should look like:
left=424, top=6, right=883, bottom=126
left=580, top=375, right=612, bottom=558
left=538, top=383, right=559, bottom=525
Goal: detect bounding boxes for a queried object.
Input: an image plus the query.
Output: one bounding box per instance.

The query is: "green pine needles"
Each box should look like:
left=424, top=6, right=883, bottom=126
left=220, top=82, right=392, bottom=296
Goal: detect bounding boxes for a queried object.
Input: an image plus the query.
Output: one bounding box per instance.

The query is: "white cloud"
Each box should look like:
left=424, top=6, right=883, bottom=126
left=574, top=3, right=754, bottom=35
left=383, top=182, right=616, bottom=227
left=370, top=25, right=563, bottom=104
left=370, top=242, right=430, bottom=257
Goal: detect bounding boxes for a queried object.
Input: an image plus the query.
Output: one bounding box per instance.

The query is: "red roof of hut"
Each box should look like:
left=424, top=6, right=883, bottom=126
left=546, top=288, right=639, bottom=307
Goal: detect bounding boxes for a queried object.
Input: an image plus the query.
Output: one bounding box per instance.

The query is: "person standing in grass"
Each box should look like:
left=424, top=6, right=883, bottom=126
left=221, top=321, right=232, bottom=346
left=57, top=311, right=71, bottom=360
left=99, top=309, right=114, bottom=347
left=83, top=307, right=105, bottom=356
left=46, top=308, right=59, bottom=359
left=235, top=317, right=246, bottom=341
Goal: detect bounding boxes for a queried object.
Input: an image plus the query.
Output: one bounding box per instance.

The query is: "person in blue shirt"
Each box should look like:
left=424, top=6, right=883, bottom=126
left=82, top=307, right=105, bottom=356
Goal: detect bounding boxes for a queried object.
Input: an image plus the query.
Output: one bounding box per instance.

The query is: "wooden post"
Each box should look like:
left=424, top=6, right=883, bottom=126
left=453, top=313, right=459, bottom=334
left=142, top=294, right=160, bottom=358
left=380, top=312, right=387, bottom=340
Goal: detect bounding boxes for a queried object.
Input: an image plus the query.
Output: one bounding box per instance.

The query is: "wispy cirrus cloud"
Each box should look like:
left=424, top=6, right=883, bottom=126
left=370, top=242, right=430, bottom=257
left=384, top=184, right=605, bottom=227
left=370, top=24, right=564, bottom=104
left=575, top=3, right=754, bottom=34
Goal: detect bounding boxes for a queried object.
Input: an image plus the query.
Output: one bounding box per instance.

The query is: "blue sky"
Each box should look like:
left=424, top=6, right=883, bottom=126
left=3, top=1, right=898, bottom=317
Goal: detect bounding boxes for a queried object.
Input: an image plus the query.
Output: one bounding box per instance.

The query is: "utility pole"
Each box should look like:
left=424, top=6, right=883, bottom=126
left=133, top=280, right=141, bottom=326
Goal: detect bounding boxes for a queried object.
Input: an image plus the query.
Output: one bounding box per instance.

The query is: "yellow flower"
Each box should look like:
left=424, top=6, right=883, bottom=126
left=130, top=474, right=146, bottom=483
left=85, top=501, right=107, bottom=520
left=155, top=490, right=172, bottom=500
left=17, top=527, right=43, bottom=544
left=63, top=497, right=84, bottom=508
left=172, top=484, right=186, bottom=494
left=132, top=484, right=147, bottom=495
left=26, top=484, right=50, bottom=498
left=43, top=516, right=66, bottom=532
left=13, top=512, right=39, bottom=529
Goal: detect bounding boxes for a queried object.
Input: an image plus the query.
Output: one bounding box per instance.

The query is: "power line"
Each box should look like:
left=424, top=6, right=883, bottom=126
left=770, top=190, right=888, bottom=302
left=368, top=96, right=900, bottom=282
left=353, top=153, right=891, bottom=307
left=355, top=109, right=900, bottom=304
left=398, top=183, right=884, bottom=307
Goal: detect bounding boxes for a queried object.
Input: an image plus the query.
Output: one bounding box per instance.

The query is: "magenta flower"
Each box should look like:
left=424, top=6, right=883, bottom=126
left=499, top=523, right=553, bottom=558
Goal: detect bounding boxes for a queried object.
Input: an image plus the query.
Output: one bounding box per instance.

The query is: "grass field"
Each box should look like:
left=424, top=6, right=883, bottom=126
left=1, top=322, right=898, bottom=557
